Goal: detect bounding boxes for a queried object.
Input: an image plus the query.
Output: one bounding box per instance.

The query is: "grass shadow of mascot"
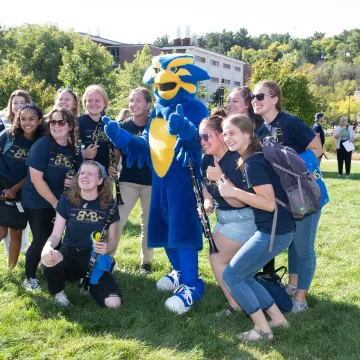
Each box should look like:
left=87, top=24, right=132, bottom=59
left=104, top=53, right=210, bottom=314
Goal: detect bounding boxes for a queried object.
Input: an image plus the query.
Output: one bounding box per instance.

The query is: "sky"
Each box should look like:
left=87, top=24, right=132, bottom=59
left=1, top=0, right=359, bottom=45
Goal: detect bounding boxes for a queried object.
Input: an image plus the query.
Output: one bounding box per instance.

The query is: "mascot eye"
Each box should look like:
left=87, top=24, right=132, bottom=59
left=170, top=67, right=178, bottom=73
left=154, top=68, right=160, bottom=73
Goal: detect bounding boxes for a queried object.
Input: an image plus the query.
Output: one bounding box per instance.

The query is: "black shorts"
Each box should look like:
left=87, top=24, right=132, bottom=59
left=42, top=246, right=122, bottom=307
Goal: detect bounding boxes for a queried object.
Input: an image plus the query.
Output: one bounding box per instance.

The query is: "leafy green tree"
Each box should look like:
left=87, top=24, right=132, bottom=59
left=248, top=57, right=319, bottom=124
left=58, top=35, right=117, bottom=103
left=153, top=35, right=171, bottom=47
left=227, top=45, right=243, bottom=60
left=111, top=45, right=153, bottom=117
left=0, top=61, right=56, bottom=112
left=2, top=24, right=76, bottom=87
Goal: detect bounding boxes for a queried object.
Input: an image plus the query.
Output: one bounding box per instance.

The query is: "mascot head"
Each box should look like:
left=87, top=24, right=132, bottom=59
left=143, top=53, right=210, bottom=105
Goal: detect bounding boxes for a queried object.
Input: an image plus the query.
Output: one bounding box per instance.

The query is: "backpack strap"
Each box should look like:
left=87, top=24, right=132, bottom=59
left=268, top=198, right=287, bottom=252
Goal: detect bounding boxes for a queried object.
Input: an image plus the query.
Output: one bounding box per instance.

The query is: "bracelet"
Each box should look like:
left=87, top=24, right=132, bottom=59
left=216, top=179, right=223, bottom=186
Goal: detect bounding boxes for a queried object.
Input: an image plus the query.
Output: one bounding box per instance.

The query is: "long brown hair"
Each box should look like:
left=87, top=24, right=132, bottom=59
left=4, top=90, right=32, bottom=122
left=228, top=86, right=264, bottom=129
left=254, top=80, right=282, bottom=112
left=224, top=114, right=262, bottom=170
left=67, top=160, right=114, bottom=209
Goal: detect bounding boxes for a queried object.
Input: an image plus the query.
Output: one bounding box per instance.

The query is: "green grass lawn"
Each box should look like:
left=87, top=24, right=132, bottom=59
left=0, top=161, right=359, bottom=359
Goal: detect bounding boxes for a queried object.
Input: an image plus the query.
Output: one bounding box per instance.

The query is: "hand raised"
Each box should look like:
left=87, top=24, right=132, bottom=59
left=207, top=159, right=223, bottom=182
left=168, top=104, right=187, bottom=135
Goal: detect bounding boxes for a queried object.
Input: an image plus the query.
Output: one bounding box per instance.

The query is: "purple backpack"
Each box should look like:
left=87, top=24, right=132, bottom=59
left=261, top=137, right=321, bottom=219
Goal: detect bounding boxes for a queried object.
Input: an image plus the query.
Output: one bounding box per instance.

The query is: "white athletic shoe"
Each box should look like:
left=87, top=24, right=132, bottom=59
left=55, top=294, right=70, bottom=306
left=156, top=270, right=181, bottom=291
left=165, top=285, right=196, bottom=314
left=23, top=278, right=40, bottom=291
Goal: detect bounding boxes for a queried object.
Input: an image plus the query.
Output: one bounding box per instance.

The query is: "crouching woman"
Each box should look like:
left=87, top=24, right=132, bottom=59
left=41, top=160, right=122, bottom=308
left=219, top=115, right=294, bottom=341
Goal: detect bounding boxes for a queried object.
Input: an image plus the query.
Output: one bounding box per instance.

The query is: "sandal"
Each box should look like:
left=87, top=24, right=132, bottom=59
left=215, top=305, right=241, bottom=317
left=237, top=328, right=273, bottom=342
left=268, top=320, right=290, bottom=329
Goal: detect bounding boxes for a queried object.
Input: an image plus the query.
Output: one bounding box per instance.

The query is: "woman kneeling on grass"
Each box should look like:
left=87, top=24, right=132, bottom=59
left=41, top=161, right=122, bottom=308
left=218, top=115, right=294, bottom=342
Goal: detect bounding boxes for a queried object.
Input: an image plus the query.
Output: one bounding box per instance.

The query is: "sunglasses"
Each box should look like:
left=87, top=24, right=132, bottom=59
left=250, top=93, right=274, bottom=101
left=198, top=133, right=215, bottom=142
left=58, top=88, right=74, bottom=93
left=49, top=119, right=68, bottom=127
left=20, top=103, right=37, bottom=109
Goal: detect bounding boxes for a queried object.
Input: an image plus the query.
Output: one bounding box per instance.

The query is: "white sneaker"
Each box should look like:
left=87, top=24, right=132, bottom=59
left=23, top=278, right=40, bottom=291
left=165, top=285, right=195, bottom=314
left=55, top=294, right=70, bottom=306
left=156, top=270, right=181, bottom=291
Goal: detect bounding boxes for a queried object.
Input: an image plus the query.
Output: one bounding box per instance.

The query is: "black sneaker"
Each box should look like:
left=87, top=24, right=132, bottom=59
left=139, top=263, right=152, bottom=275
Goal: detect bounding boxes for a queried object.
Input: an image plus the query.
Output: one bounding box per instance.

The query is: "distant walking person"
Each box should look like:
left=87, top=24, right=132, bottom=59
left=334, top=116, right=356, bottom=179
left=313, top=113, right=325, bottom=163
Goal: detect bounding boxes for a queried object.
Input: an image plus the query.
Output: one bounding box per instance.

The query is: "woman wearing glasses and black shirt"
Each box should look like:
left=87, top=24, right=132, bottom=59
left=251, top=80, right=323, bottom=314
left=200, top=114, right=256, bottom=315
left=21, top=108, right=83, bottom=290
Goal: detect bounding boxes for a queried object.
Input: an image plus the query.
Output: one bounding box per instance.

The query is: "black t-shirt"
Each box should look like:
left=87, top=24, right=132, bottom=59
left=22, top=137, right=83, bottom=209
left=201, top=151, right=244, bottom=210
left=267, top=112, right=316, bottom=154
left=78, top=115, right=110, bottom=169
left=313, top=122, right=325, bottom=146
left=118, top=118, right=152, bottom=185
left=0, top=133, right=34, bottom=187
left=57, top=196, right=120, bottom=249
left=243, top=154, right=295, bottom=234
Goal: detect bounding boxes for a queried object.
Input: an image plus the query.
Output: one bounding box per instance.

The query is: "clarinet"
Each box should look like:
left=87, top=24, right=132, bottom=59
left=92, top=121, right=102, bottom=146
left=63, top=139, right=82, bottom=194
left=188, top=159, right=219, bottom=255
left=109, top=142, right=124, bottom=205
left=80, top=201, right=117, bottom=292
left=276, top=122, right=283, bottom=144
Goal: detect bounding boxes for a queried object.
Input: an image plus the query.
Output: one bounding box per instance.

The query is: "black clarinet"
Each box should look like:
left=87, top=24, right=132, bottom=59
left=276, top=122, right=283, bottom=144
left=109, top=142, right=124, bottom=205
left=80, top=201, right=117, bottom=292
left=63, top=139, right=82, bottom=194
left=188, top=159, right=219, bottom=255
left=92, top=121, right=102, bottom=146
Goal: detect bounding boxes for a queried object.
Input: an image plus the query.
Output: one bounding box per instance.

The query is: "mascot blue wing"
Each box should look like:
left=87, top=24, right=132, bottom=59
left=173, top=99, right=208, bottom=167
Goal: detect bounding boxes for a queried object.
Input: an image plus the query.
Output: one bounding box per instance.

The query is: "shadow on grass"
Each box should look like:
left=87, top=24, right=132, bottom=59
left=22, top=270, right=258, bottom=359
left=123, top=220, right=141, bottom=237
left=18, top=268, right=360, bottom=359
left=322, top=170, right=360, bottom=180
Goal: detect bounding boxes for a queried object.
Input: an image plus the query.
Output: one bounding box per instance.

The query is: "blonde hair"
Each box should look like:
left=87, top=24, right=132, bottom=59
left=339, top=117, right=348, bottom=127
left=116, top=108, right=131, bottom=122
left=254, top=80, right=282, bottom=112
left=224, top=114, right=262, bottom=170
left=67, top=161, right=113, bottom=209
left=82, top=85, right=110, bottom=114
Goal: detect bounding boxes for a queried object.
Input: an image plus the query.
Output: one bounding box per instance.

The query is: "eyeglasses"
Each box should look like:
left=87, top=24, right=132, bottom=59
left=198, top=133, right=215, bottom=142
left=20, top=103, right=37, bottom=109
left=49, top=119, right=68, bottom=127
left=58, top=88, right=74, bottom=93
left=250, top=93, right=274, bottom=101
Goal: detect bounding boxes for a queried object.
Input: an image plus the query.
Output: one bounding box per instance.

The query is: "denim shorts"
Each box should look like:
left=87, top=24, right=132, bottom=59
left=213, top=207, right=256, bottom=244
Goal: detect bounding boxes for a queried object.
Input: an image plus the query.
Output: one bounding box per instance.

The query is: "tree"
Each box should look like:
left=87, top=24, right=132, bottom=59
left=153, top=35, right=171, bottom=47
left=58, top=35, right=117, bottom=103
left=248, top=57, right=319, bottom=124
left=2, top=24, right=76, bottom=87
left=227, top=45, right=243, bottom=60
left=0, top=61, right=56, bottom=112
left=111, top=45, right=153, bottom=116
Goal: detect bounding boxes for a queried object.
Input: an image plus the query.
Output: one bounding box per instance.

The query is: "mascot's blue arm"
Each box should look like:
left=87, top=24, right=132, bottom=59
left=103, top=116, right=150, bottom=169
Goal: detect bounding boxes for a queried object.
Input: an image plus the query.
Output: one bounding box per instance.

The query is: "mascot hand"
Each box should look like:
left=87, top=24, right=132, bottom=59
left=174, top=139, right=191, bottom=167
left=103, top=116, right=132, bottom=149
left=168, top=104, right=187, bottom=135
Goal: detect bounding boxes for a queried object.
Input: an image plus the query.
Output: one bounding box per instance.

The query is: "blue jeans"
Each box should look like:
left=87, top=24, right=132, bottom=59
left=288, top=209, right=322, bottom=290
left=223, top=231, right=294, bottom=315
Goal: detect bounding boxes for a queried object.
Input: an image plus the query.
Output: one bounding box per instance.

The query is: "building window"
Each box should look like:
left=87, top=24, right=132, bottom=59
left=224, top=79, right=230, bottom=85
left=107, top=47, right=119, bottom=65
left=234, top=81, right=241, bottom=86
left=235, top=66, right=241, bottom=72
left=210, top=77, right=219, bottom=83
left=195, top=55, right=206, bottom=63
left=223, top=63, right=231, bottom=69
left=210, top=60, right=219, bottom=66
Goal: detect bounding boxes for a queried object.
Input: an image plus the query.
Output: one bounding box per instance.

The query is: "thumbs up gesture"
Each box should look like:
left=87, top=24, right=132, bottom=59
left=206, top=159, right=223, bottom=182
left=218, top=176, right=236, bottom=198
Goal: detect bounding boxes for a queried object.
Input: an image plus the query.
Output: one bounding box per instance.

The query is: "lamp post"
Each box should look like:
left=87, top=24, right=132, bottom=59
left=348, top=92, right=352, bottom=121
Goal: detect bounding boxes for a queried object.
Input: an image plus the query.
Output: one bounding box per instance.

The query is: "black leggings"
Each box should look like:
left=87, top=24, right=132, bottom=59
left=25, top=207, right=56, bottom=279
left=41, top=247, right=122, bottom=307
left=337, top=141, right=352, bottom=175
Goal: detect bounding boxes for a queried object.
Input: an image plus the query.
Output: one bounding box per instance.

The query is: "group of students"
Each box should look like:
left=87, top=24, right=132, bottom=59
left=0, top=80, right=325, bottom=341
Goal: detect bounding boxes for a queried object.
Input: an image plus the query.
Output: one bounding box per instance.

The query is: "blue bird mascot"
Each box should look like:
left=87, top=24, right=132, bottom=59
left=103, top=53, right=210, bottom=314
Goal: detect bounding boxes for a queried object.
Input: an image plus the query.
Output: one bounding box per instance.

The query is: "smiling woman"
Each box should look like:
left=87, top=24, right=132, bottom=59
left=21, top=107, right=83, bottom=291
